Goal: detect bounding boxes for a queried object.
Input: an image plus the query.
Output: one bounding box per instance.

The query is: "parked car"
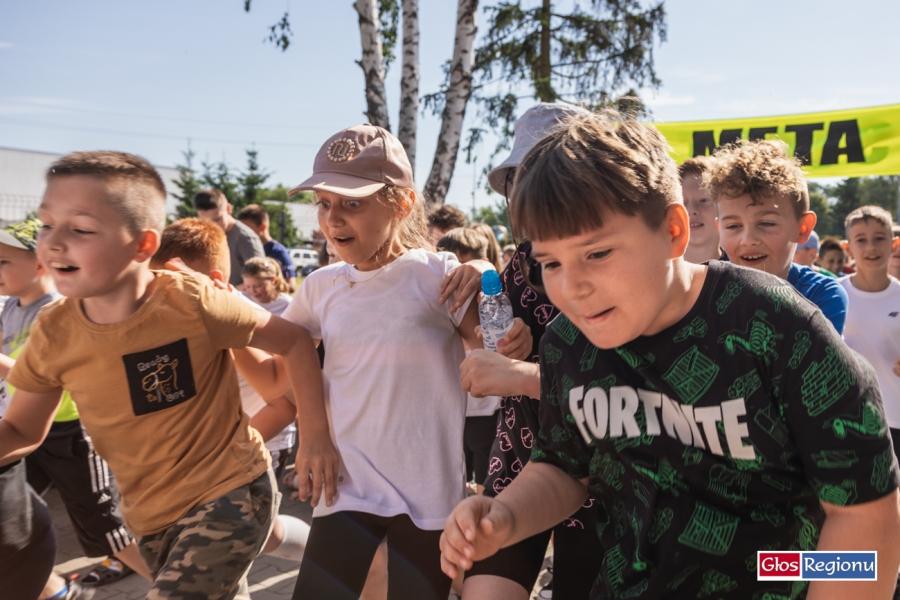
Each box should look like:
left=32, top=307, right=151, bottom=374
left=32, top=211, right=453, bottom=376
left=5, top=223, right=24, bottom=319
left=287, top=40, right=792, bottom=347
left=289, top=248, right=319, bottom=272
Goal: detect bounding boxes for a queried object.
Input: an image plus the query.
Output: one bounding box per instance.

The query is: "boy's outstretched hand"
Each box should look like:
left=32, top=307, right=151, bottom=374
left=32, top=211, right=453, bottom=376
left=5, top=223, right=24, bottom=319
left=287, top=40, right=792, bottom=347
left=461, top=347, right=541, bottom=399
left=439, top=259, right=496, bottom=313
left=439, top=495, right=515, bottom=578
left=294, top=434, right=340, bottom=508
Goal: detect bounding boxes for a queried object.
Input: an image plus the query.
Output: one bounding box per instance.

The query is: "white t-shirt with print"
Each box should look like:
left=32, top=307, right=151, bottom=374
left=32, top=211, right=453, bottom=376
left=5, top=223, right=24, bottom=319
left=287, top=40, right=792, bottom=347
left=839, top=276, right=900, bottom=427
left=283, top=249, right=473, bottom=530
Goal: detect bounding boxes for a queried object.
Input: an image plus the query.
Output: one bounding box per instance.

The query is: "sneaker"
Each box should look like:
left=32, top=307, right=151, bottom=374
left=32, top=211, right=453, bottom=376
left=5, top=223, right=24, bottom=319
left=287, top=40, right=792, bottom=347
left=64, top=580, right=96, bottom=600
left=537, top=566, right=553, bottom=599
left=80, top=558, right=134, bottom=587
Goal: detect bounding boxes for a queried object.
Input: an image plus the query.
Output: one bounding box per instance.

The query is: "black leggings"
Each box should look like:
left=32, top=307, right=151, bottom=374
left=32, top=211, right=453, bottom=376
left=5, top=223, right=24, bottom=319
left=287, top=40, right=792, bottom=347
left=466, top=502, right=603, bottom=599
left=292, top=511, right=450, bottom=600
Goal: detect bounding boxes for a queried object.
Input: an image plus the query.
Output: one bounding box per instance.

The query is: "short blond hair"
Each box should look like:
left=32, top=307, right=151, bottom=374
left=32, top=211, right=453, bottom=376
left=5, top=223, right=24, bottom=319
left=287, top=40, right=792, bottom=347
left=151, top=218, right=230, bottom=280
left=704, top=140, right=809, bottom=218
left=46, top=151, right=167, bottom=233
left=511, top=111, right=681, bottom=241
left=466, top=223, right=502, bottom=270
left=845, top=205, right=893, bottom=236
left=437, top=227, right=489, bottom=260
left=377, top=185, right=434, bottom=252
left=678, top=155, right=712, bottom=179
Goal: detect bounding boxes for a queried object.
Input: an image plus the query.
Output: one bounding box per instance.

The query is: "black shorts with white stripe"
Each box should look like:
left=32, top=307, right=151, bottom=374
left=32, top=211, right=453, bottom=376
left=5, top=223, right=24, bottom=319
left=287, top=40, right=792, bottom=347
left=26, top=420, right=133, bottom=557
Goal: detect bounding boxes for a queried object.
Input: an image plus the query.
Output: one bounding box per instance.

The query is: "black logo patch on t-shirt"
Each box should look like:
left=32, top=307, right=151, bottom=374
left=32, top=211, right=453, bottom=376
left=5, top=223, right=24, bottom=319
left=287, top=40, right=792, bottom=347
left=122, top=339, right=197, bottom=416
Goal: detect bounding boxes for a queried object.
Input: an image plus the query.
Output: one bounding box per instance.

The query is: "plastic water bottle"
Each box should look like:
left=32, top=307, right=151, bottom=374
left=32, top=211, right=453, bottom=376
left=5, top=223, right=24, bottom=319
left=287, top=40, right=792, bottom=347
left=479, top=270, right=514, bottom=352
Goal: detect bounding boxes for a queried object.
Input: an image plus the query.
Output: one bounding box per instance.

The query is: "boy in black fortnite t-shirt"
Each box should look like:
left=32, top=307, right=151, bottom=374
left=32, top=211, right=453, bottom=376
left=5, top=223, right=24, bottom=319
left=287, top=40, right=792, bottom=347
left=439, top=113, right=900, bottom=599
left=536, top=262, right=892, bottom=598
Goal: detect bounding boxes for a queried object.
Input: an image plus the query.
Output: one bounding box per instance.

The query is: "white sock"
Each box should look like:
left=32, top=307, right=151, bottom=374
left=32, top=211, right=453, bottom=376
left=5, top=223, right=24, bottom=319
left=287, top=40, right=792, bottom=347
left=269, top=515, right=310, bottom=562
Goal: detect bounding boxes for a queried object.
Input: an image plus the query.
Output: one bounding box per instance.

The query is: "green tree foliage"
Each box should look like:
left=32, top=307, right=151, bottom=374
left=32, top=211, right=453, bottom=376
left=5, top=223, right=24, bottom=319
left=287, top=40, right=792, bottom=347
left=458, top=0, right=666, bottom=166
left=244, top=0, right=398, bottom=68
left=170, top=146, right=305, bottom=246
left=201, top=159, right=240, bottom=206
left=236, top=149, right=271, bottom=208
left=808, top=189, right=833, bottom=239
left=173, top=148, right=202, bottom=219
left=808, top=176, right=900, bottom=237
left=472, top=200, right=512, bottom=243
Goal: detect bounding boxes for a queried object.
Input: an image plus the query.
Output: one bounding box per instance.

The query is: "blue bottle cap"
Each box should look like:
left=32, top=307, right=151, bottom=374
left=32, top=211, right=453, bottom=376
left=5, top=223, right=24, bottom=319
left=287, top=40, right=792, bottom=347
left=481, top=270, right=502, bottom=296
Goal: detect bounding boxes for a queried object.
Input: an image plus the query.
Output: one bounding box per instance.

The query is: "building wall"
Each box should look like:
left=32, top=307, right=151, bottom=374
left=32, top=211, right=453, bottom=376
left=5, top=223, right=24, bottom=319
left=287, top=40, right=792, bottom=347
left=0, top=147, right=181, bottom=226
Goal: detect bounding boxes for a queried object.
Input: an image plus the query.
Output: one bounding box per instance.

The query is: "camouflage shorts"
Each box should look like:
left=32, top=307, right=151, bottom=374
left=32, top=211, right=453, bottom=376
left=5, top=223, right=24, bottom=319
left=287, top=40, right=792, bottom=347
left=138, top=469, right=280, bottom=600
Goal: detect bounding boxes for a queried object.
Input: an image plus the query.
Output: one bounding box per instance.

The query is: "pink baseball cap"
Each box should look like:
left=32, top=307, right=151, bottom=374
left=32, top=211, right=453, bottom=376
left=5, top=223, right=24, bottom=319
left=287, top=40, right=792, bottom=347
left=289, top=124, right=415, bottom=198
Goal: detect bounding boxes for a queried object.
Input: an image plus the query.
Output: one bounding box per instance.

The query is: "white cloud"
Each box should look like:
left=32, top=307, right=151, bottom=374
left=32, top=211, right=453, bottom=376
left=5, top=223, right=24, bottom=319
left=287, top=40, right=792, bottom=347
left=0, top=42, right=13, bottom=49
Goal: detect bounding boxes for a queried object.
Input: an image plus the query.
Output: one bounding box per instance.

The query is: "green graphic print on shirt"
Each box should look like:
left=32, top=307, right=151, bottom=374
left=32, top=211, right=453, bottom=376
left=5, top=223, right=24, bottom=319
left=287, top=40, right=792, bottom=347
left=532, top=261, right=900, bottom=600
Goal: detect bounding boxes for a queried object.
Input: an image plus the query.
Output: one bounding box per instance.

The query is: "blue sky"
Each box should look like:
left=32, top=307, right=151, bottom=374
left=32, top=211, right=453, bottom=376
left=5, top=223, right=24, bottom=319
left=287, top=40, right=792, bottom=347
left=1, top=0, right=898, bottom=213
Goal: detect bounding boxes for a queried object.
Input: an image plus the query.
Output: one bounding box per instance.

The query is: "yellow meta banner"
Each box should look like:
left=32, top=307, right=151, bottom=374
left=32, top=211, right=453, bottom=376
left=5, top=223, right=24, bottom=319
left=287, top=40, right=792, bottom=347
left=652, top=103, right=900, bottom=177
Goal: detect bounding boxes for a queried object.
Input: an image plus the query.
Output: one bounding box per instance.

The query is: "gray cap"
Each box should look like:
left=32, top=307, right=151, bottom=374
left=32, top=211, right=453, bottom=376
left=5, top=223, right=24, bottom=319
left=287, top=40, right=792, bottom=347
left=797, top=230, right=819, bottom=251
left=487, top=102, right=592, bottom=195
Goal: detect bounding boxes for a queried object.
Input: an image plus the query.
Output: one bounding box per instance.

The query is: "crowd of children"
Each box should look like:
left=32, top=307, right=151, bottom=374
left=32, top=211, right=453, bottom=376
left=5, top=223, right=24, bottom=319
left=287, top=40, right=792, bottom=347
left=1, top=105, right=900, bottom=600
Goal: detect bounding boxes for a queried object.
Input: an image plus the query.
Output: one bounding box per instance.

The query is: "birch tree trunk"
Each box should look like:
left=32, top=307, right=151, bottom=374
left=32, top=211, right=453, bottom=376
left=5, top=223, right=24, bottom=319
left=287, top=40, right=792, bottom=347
left=423, top=0, right=478, bottom=206
left=398, top=0, right=420, bottom=171
left=355, top=0, right=390, bottom=130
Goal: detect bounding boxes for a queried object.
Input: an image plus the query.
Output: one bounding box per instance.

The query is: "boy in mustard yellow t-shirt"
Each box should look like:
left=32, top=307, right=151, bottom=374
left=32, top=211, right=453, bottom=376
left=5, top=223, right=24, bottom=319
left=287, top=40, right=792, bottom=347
left=0, top=151, right=336, bottom=599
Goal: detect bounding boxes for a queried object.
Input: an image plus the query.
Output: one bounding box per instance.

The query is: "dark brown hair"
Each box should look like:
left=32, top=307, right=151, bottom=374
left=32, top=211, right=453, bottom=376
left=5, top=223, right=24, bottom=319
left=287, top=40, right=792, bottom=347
left=46, top=151, right=167, bottom=233
left=510, top=111, right=682, bottom=241
left=818, top=237, right=844, bottom=258
left=150, top=218, right=230, bottom=280
left=427, top=204, right=467, bottom=232
left=237, top=203, right=269, bottom=228
left=704, top=140, right=809, bottom=218
left=193, top=188, right=228, bottom=211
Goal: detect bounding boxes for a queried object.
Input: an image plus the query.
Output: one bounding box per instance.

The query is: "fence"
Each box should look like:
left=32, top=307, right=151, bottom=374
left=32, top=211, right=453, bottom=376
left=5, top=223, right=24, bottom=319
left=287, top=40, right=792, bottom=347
left=0, top=194, right=42, bottom=227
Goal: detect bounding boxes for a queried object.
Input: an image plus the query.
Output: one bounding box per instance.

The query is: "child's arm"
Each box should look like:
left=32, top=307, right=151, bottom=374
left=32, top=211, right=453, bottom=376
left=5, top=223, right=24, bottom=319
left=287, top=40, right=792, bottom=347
left=245, top=310, right=337, bottom=508
left=249, top=394, right=297, bottom=442
left=460, top=351, right=541, bottom=399
left=440, top=461, right=588, bottom=577
left=456, top=295, right=483, bottom=350
left=232, top=347, right=291, bottom=401
left=0, top=327, right=12, bottom=379
left=809, top=491, right=900, bottom=599
left=0, top=353, right=14, bottom=380
left=0, top=388, right=63, bottom=466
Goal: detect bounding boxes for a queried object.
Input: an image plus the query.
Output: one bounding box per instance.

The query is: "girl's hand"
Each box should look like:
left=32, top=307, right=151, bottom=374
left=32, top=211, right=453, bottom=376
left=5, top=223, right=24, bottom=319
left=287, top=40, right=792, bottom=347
left=493, top=318, right=532, bottom=362
left=439, top=260, right=496, bottom=313
left=294, top=435, right=340, bottom=508
left=440, top=495, right=515, bottom=578
left=893, top=358, right=900, bottom=377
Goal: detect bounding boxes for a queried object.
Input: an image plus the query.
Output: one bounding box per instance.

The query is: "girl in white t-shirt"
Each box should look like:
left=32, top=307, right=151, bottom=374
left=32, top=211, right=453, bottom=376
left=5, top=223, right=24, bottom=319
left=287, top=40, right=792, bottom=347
left=241, top=256, right=293, bottom=315
left=283, top=125, right=484, bottom=600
